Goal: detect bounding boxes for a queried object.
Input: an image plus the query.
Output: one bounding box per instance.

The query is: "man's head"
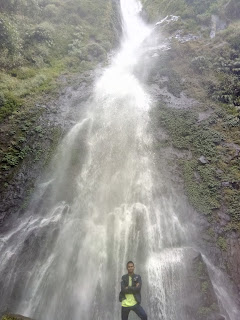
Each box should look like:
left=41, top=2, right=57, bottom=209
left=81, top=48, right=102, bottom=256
left=126, top=261, right=135, bottom=275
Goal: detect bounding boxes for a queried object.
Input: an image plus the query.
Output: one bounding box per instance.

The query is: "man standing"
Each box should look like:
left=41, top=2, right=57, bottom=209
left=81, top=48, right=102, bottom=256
left=119, top=261, right=147, bottom=320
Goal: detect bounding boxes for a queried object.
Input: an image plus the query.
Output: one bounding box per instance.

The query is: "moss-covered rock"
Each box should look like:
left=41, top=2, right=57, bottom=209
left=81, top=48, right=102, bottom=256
left=145, top=0, right=240, bottom=290
left=1, top=314, right=33, bottom=320
left=146, top=0, right=240, bottom=228
left=0, top=0, right=122, bottom=225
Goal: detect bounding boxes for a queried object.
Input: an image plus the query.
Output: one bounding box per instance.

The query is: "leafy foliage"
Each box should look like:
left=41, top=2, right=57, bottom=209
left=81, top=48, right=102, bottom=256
left=0, top=0, right=118, bottom=123
left=154, top=105, right=222, bottom=214
left=142, top=0, right=237, bottom=22
left=0, top=0, right=118, bottom=199
left=217, top=236, right=228, bottom=250
left=144, top=0, right=240, bottom=229
left=0, top=93, right=22, bottom=121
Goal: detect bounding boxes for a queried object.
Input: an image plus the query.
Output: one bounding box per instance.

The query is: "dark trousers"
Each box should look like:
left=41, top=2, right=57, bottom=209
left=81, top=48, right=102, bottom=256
left=121, top=304, right=147, bottom=320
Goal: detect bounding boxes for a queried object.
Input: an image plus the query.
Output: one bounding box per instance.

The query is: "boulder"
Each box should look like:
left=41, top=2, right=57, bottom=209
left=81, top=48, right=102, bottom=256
left=198, top=155, right=208, bottom=164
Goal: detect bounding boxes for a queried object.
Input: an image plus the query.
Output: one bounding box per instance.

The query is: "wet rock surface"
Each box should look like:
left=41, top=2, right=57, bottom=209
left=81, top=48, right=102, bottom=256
left=167, top=247, right=226, bottom=320
left=149, top=83, right=197, bottom=109
left=187, top=250, right=223, bottom=320
left=147, top=16, right=240, bottom=301
left=210, top=14, right=227, bottom=38
left=146, top=25, right=240, bottom=313
left=0, top=71, right=95, bottom=231
left=227, top=238, right=240, bottom=292
left=198, top=155, right=208, bottom=164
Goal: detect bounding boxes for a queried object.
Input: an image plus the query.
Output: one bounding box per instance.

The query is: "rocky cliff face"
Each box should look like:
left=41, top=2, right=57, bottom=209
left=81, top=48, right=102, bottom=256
left=0, top=0, right=121, bottom=229
left=141, top=0, right=240, bottom=298
left=0, top=71, right=95, bottom=229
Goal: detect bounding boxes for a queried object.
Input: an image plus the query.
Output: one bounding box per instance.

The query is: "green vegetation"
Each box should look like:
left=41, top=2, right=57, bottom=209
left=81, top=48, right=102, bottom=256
left=182, top=160, right=221, bottom=215
left=0, top=0, right=117, bottom=121
left=145, top=0, right=240, bottom=232
left=0, top=104, right=62, bottom=193
left=193, top=257, right=221, bottom=319
left=196, top=261, right=204, bottom=277
left=0, top=93, right=23, bottom=120
left=142, top=0, right=240, bottom=23
left=217, top=236, right=228, bottom=251
left=151, top=102, right=224, bottom=214
left=1, top=315, right=31, bottom=320
left=207, top=228, right=215, bottom=238
left=197, top=304, right=217, bottom=317
left=1, top=316, right=16, bottom=320
left=0, top=0, right=118, bottom=197
left=201, top=281, right=209, bottom=293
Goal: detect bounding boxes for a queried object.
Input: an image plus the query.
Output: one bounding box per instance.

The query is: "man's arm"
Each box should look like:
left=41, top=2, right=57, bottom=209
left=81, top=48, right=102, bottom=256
left=121, top=276, right=131, bottom=294
left=127, top=275, right=142, bottom=294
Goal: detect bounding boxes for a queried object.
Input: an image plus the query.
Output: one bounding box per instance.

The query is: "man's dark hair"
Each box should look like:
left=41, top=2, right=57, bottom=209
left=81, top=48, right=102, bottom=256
left=126, top=261, right=134, bottom=267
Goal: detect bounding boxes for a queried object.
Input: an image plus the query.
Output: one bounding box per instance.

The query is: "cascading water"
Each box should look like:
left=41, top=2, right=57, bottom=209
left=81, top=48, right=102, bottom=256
left=0, top=1, right=239, bottom=320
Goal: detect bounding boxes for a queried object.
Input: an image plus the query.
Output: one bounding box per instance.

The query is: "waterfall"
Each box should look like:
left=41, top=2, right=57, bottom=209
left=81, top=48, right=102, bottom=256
left=0, top=1, right=239, bottom=320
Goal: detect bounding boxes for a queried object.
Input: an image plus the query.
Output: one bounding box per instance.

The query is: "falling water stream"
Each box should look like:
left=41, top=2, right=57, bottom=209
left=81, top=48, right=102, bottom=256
left=0, top=1, right=239, bottom=320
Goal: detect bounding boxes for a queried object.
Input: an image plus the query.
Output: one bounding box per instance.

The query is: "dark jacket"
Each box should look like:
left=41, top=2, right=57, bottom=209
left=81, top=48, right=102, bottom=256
left=119, top=273, right=142, bottom=304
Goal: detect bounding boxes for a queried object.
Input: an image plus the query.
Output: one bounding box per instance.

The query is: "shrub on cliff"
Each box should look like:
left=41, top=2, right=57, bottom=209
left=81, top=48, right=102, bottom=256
left=0, top=15, right=22, bottom=55
left=142, top=0, right=234, bottom=25
left=24, top=22, right=54, bottom=46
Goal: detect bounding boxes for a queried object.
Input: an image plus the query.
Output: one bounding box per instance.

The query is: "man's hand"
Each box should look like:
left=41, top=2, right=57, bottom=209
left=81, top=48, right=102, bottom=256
left=136, top=283, right=140, bottom=287
left=125, top=286, right=128, bottom=289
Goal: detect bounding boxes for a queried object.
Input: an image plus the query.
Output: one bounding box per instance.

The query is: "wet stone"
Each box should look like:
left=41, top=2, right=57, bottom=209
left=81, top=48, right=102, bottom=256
left=221, top=181, right=230, bottom=187
left=218, top=212, right=231, bottom=222
left=198, top=155, right=208, bottom=164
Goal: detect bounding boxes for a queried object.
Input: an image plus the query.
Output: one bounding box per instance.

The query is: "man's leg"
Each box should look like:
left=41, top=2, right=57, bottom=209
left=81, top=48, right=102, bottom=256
left=132, top=304, right=147, bottom=320
left=121, top=307, right=131, bottom=320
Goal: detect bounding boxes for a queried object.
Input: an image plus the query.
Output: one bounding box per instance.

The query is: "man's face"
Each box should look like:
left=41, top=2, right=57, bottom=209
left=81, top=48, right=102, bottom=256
left=127, top=263, right=135, bottom=274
